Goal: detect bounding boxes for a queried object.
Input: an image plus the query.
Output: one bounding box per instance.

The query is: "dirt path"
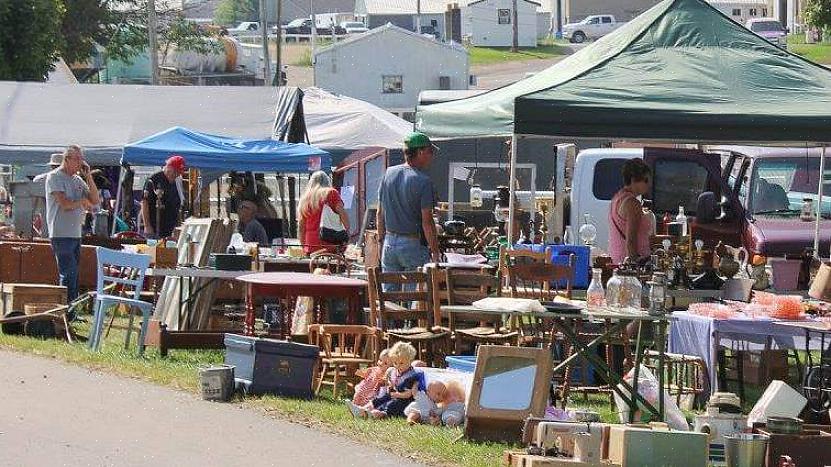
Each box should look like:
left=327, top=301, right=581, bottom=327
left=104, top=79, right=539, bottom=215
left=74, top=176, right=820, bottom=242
left=0, top=351, right=424, bottom=467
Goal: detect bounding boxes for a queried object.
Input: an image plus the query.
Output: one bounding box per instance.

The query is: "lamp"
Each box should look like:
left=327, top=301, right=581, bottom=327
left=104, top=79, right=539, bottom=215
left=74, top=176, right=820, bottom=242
left=647, top=272, right=667, bottom=316
left=470, top=184, right=483, bottom=208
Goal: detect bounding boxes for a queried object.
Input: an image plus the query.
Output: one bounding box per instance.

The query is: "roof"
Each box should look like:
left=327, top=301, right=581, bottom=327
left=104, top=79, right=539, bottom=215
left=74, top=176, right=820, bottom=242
left=706, top=0, right=766, bottom=5
left=706, top=146, right=827, bottom=159
left=357, top=0, right=450, bottom=15
left=315, top=23, right=468, bottom=56
left=467, top=0, right=541, bottom=7
left=416, top=0, right=831, bottom=144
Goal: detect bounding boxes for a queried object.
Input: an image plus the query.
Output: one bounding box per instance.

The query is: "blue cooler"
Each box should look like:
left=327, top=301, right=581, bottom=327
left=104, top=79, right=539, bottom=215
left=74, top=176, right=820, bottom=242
left=445, top=355, right=477, bottom=373
left=224, top=334, right=319, bottom=398
left=513, top=244, right=591, bottom=289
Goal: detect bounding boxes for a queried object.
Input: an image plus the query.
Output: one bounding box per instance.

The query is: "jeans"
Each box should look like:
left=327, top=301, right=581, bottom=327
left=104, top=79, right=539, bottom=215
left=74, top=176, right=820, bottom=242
left=51, top=238, right=81, bottom=303
left=381, top=234, right=430, bottom=292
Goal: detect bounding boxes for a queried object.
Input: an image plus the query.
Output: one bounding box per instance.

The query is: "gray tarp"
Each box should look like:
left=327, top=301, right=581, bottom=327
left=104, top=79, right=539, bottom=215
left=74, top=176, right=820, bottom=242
left=0, top=82, right=411, bottom=166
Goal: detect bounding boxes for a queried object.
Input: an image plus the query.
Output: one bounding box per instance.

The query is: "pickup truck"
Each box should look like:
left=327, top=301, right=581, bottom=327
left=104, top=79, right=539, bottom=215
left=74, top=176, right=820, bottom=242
left=569, top=146, right=831, bottom=260
left=746, top=18, right=788, bottom=50
left=227, top=21, right=259, bottom=35
left=562, top=15, right=622, bottom=43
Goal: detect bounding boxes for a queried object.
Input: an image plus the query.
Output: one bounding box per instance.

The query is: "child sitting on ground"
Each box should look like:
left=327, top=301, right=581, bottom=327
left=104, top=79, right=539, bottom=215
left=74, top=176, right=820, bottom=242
left=351, top=349, right=391, bottom=407
left=348, top=342, right=423, bottom=419
left=404, top=380, right=467, bottom=427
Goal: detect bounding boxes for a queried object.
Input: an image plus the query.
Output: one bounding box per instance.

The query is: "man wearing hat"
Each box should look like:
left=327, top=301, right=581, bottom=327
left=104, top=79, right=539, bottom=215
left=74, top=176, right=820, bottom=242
left=377, top=132, right=440, bottom=282
left=141, top=155, right=186, bottom=239
left=45, top=145, right=100, bottom=305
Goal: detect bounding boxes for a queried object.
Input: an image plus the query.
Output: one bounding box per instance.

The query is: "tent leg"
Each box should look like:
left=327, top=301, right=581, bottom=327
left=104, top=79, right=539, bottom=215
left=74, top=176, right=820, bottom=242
left=815, top=145, right=827, bottom=259
left=507, top=133, right=519, bottom=246
left=111, top=166, right=124, bottom=236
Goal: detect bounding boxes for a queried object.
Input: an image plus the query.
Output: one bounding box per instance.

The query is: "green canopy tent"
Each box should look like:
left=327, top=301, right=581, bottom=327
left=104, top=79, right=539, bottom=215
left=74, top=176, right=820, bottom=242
left=415, top=0, right=831, bottom=249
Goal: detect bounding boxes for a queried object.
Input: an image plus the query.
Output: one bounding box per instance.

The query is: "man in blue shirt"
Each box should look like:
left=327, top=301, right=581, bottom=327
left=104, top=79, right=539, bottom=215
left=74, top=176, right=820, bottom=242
left=377, top=132, right=440, bottom=278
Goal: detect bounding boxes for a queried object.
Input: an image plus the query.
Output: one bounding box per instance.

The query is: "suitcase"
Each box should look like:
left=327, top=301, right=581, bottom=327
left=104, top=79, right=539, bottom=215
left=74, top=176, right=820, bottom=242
left=224, top=334, right=319, bottom=398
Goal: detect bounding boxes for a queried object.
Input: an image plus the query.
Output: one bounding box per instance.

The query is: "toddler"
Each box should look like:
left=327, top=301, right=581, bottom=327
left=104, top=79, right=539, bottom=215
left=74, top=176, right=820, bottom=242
left=351, top=349, right=390, bottom=407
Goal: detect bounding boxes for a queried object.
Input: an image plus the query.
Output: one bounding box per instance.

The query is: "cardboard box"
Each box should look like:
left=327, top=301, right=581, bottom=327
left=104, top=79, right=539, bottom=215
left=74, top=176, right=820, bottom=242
left=747, top=380, right=807, bottom=427
left=504, top=450, right=615, bottom=467
left=149, top=245, right=178, bottom=268
left=743, top=350, right=789, bottom=386
left=756, top=428, right=831, bottom=467
left=1, top=283, right=67, bottom=316
left=607, top=424, right=708, bottom=467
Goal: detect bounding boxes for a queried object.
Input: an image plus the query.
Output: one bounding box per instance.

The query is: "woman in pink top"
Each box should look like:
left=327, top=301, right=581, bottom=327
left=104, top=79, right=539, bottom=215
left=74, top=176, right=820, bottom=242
left=609, top=159, right=652, bottom=264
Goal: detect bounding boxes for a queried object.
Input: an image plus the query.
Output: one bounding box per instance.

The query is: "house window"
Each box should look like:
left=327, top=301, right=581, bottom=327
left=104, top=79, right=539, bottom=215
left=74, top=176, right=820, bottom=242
left=498, top=9, right=511, bottom=24
left=749, top=8, right=757, bottom=16
left=762, top=7, right=768, bottom=16
left=382, top=75, right=403, bottom=94
left=732, top=8, right=741, bottom=16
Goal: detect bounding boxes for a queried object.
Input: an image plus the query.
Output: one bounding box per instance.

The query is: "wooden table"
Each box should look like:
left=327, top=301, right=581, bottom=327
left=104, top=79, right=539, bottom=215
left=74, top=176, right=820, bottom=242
left=237, top=272, right=367, bottom=338
left=442, top=304, right=673, bottom=421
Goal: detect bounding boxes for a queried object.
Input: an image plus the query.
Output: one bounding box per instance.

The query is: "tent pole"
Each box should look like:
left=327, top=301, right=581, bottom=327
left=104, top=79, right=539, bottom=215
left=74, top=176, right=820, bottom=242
left=815, top=145, right=827, bottom=259
left=507, top=133, right=519, bottom=246
left=111, top=166, right=124, bottom=236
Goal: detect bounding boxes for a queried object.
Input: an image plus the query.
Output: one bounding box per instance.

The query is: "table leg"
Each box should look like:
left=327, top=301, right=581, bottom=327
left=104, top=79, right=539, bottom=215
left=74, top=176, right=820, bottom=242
left=656, top=319, right=667, bottom=420
left=244, top=285, right=255, bottom=336
left=630, top=321, right=643, bottom=423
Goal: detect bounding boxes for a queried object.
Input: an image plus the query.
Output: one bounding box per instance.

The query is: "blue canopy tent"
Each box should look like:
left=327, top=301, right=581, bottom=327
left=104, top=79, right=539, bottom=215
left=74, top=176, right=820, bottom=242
left=115, top=126, right=331, bottom=234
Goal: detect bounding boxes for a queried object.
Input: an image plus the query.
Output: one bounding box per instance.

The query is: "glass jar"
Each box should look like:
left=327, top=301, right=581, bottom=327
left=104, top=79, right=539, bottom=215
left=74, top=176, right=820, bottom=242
left=470, top=184, right=483, bottom=208
left=578, top=212, right=598, bottom=246
left=605, top=270, right=623, bottom=309
left=618, top=271, right=643, bottom=313
left=587, top=268, right=606, bottom=309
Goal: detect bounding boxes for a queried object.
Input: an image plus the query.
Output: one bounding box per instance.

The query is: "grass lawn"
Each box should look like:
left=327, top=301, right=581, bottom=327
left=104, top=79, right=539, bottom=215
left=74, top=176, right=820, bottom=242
left=787, top=34, right=831, bottom=64
left=467, top=42, right=570, bottom=66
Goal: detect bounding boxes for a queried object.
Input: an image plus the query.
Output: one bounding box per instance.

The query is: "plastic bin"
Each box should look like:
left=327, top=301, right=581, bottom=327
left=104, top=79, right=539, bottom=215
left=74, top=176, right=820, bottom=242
left=224, top=334, right=319, bottom=398
left=769, top=258, right=801, bottom=291
left=513, top=244, right=591, bottom=289
left=445, top=355, right=477, bottom=373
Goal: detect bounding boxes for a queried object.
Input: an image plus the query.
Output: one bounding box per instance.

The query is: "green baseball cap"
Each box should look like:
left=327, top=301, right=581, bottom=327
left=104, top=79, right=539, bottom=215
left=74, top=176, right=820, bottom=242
left=404, top=132, right=437, bottom=151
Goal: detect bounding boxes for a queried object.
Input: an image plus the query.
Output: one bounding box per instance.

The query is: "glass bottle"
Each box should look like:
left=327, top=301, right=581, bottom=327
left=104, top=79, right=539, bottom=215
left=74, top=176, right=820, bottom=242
left=605, top=269, right=623, bottom=309
left=587, top=268, right=606, bottom=309
left=469, top=184, right=483, bottom=208
left=676, top=206, right=688, bottom=237
left=801, top=198, right=816, bottom=222
left=578, top=212, right=598, bottom=246
left=619, top=271, right=643, bottom=313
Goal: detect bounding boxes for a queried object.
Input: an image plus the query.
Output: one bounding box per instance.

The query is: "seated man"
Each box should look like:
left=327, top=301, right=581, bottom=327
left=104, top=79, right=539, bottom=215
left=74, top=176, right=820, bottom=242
left=238, top=200, right=270, bottom=246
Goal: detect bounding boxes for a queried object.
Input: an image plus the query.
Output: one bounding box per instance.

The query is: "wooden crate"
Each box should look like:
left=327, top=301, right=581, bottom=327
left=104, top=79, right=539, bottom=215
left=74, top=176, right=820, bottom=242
left=1, top=283, right=67, bottom=316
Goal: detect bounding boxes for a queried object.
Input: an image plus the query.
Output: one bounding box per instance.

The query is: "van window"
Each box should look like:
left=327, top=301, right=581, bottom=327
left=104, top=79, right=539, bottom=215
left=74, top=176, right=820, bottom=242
left=653, top=159, right=709, bottom=215
left=602, top=16, right=612, bottom=23
left=592, top=159, right=627, bottom=200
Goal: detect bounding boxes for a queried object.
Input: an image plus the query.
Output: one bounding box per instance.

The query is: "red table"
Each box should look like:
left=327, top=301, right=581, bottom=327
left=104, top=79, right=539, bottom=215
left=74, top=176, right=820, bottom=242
left=236, top=272, right=367, bottom=337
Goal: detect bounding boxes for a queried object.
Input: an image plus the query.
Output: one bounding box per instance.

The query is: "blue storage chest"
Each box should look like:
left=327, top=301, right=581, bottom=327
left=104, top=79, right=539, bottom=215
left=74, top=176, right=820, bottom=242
left=224, top=334, right=319, bottom=398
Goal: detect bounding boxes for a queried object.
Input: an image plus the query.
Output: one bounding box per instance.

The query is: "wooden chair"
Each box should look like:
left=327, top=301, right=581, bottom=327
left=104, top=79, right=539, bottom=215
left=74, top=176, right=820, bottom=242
left=500, top=245, right=552, bottom=298
left=433, top=268, right=518, bottom=354
left=644, top=350, right=707, bottom=410
left=309, top=324, right=379, bottom=399
left=309, top=251, right=351, bottom=276
left=368, top=267, right=450, bottom=367
left=88, top=247, right=153, bottom=355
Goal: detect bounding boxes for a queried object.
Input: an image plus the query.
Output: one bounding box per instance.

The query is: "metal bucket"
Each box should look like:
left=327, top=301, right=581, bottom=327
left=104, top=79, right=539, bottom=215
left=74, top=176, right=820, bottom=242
left=199, top=364, right=235, bottom=402
left=725, top=433, right=769, bottom=467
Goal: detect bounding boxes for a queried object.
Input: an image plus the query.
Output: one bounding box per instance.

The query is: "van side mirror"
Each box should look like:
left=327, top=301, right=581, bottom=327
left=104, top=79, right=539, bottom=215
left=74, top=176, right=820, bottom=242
left=697, top=192, right=717, bottom=224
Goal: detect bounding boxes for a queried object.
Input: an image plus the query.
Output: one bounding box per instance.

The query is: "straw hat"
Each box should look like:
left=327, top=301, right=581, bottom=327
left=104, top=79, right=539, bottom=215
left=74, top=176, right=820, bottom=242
left=48, top=153, right=63, bottom=167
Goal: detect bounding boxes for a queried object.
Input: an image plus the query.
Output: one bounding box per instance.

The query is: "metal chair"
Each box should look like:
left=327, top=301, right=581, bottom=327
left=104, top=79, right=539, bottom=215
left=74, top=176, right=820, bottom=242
left=88, top=247, right=153, bottom=355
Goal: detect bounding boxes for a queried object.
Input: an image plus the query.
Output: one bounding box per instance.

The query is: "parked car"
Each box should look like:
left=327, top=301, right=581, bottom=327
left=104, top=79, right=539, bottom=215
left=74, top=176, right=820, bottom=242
left=746, top=18, right=788, bottom=49
left=280, top=18, right=343, bottom=35
left=227, top=21, right=259, bottom=35
left=562, top=14, right=622, bottom=43
left=340, top=21, right=368, bottom=34
left=567, top=147, right=830, bottom=259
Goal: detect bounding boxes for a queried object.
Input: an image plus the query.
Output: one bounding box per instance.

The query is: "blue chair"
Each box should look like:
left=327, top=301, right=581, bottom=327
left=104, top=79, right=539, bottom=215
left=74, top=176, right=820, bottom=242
left=88, top=247, right=153, bottom=355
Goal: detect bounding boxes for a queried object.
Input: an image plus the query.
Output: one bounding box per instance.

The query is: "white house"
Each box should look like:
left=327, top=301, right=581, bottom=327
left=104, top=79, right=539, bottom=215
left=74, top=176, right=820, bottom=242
left=313, top=23, right=469, bottom=114
left=707, top=0, right=771, bottom=24
left=462, top=0, right=541, bottom=47
left=355, top=0, right=451, bottom=39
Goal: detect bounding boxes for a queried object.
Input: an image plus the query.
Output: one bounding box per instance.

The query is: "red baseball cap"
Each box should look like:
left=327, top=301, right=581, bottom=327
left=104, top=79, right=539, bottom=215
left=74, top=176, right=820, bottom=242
left=166, top=155, right=187, bottom=174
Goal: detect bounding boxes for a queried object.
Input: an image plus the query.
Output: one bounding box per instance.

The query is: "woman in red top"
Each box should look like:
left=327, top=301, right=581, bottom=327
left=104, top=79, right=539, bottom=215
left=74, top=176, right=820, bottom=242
left=298, top=171, right=350, bottom=255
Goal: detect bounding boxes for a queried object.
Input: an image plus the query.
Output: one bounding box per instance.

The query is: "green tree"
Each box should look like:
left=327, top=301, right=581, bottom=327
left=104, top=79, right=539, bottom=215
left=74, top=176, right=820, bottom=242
left=61, top=0, right=111, bottom=65
left=0, top=0, right=65, bottom=81
left=214, top=0, right=255, bottom=26
left=805, top=0, right=831, bottom=43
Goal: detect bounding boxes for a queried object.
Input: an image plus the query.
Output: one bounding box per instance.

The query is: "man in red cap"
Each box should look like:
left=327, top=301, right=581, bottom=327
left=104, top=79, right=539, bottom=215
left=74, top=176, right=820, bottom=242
left=141, top=155, right=186, bottom=238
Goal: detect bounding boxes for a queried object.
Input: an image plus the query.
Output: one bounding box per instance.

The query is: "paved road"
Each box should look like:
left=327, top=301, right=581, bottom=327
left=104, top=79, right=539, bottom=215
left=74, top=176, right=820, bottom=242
left=0, top=351, right=424, bottom=467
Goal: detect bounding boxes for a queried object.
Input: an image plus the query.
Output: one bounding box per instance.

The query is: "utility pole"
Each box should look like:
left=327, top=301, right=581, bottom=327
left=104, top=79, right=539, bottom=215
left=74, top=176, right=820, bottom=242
left=310, top=0, right=317, bottom=58
left=148, top=0, right=159, bottom=84
left=273, top=0, right=283, bottom=85
left=511, top=0, right=518, bottom=52
left=259, top=0, right=272, bottom=85
left=416, top=0, right=422, bottom=34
